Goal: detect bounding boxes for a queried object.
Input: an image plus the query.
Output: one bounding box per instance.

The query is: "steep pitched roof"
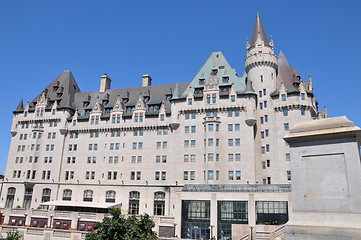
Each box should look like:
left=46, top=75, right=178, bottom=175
left=276, top=51, right=299, bottom=91
left=30, top=70, right=81, bottom=108
left=250, top=13, right=270, bottom=47
left=181, top=52, right=250, bottom=97
left=13, top=99, right=24, bottom=113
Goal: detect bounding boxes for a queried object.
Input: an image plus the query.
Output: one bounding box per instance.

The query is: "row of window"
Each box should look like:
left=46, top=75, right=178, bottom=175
left=282, top=108, right=306, bottom=116
left=18, top=121, right=58, bottom=129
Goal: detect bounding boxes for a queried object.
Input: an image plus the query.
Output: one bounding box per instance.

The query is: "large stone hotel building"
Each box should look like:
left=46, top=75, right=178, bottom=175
left=0, top=15, right=326, bottom=239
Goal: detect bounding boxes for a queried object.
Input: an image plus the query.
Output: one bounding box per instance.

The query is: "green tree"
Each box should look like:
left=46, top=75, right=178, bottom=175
left=6, top=230, right=22, bottom=240
left=86, top=208, right=157, bottom=240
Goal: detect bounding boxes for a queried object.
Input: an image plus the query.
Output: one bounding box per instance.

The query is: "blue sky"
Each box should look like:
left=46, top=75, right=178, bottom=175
left=0, top=1, right=360, bottom=172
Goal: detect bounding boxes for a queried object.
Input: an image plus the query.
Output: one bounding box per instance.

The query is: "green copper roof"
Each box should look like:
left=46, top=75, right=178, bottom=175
left=181, top=52, right=250, bottom=98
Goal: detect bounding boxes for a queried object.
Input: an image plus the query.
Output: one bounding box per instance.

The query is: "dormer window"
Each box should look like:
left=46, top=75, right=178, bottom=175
left=57, top=92, right=63, bottom=98
left=301, top=93, right=305, bottom=100
left=143, top=96, right=150, bottom=102
left=222, top=76, right=229, bottom=83
left=126, top=106, right=134, bottom=113
left=188, top=98, right=192, bottom=105
left=90, top=116, right=100, bottom=125
left=211, top=68, right=218, bottom=75
left=199, top=78, right=205, bottom=85
left=102, top=100, right=109, bottom=106
left=83, top=101, right=90, bottom=107
left=166, top=94, right=172, bottom=101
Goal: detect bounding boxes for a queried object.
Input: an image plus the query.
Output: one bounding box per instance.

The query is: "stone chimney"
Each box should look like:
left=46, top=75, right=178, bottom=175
left=142, top=74, right=152, bottom=87
left=100, top=73, right=111, bottom=92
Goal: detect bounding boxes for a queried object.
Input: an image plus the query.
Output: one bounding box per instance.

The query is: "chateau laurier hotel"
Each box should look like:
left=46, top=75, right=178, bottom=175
left=1, top=15, right=326, bottom=240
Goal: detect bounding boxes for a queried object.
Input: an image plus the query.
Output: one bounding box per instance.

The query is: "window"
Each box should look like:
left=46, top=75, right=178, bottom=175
left=262, top=161, right=266, bottom=169
left=235, top=153, right=241, bottom=161
left=163, top=141, right=167, bottom=149
left=281, top=94, right=286, bottom=101
left=190, top=171, right=195, bottom=180
left=87, top=157, right=96, bottom=163
left=283, top=109, right=288, bottom=116
left=235, top=138, right=240, bottom=146
left=160, top=114, right=165, bottom=121
left=235, top=124, right=240, bottom=131
left=183, top=155, right=189, bottom=162
left=65, top=171, right=74, bottom=180
left=208, top=153, right=214, bottom=161
left=301, top=93, right=305, bottom=100
left=260, top=117, right=264, bottom=124
left=105, top=190, right=116, bottom=203
left=129, top=191, right=140, bottom=215
left=228, top=154, right=234, bottom=162
left=264, top=101, right=267, bottom=108
left=228, top=124, right=233, bottom=132
left=235, top=171, right=241, bottom=180
left=191, top=113, right=196, bottom=119
left=266, top=144, right=270, bottom=152
left=261, top=131, right=265, bottom=139
left=90, top=131, right=99, bottom=138
left=185, top=113, right=190, bottom=119
left=208, top=124, right=213, bottom=131
left=5, top=187, right=16, bottom=208
left=208, top=138, right=213, bottom=146
left=228, top=110, right=233, bottom=117
left=154, top=192, right=166, bottom=216
left=300, top=108, right=305, bottom=115
left=41, top=188, right=51, bottom=203
left=287, top=171, right=291, bottom=181
left=228, top=171, right=234, bottom=180
left=155, top=171, right=160, bottom=180
left=262, top=146, right=265, bottom=154
left=265, top=115, right=268, bottom=122
left=83, top=190, right=93, bottom=202
left=188, top=98, right=193, bottom=105
left=228, top=139, right=233, bottom=146
left=161, top=171, right=166, bottom=180
left=260, top=103, right=263, bottom=109
left=184, top=171, right=189, bottom=180
left=231, top=95, right=236, bottom=102
left=265, top=129, right=269, bottom=137
left=284, top=123, right=289, bottom=131
left=190, top=154, right=196, bottom=162
left=156, top=142, right=161, bottom=149
left=259, top=90, right=262, bottom=98
left=191, top=126, right=196, bottom=133
left=286, top=153, right=291, bottom=161
left=267, top=160, right=271, bottom=167
left=208, top=170, right=213, bottom=180
left=185, top=126, right=189, bottom=133
left=256, top=201, right=288, bottom=225
left=191, top=140, right=196, bottom=147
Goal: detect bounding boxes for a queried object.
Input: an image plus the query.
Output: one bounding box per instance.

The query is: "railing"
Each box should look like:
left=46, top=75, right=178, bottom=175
left=237, top=225, right=285, bottom=240
left=183, top=184, right=291, bottom=193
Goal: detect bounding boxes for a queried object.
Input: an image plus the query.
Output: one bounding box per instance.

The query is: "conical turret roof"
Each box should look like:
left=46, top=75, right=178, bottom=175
left=250, top=13, right=270, bottom=47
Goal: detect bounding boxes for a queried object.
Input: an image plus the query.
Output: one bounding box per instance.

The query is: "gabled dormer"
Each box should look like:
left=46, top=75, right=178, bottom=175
left=51, top=100, right=58, bottom=115
left=133, top=95, right=146, bottom=123
left=111, top=96, right=124, bottom=124
left=89, top=99, right=102, bottom=125
left=279, top=83, right=287, bottom=102
left=204, top=72, right=219, bottom=105
left=186, top=88, right=194, bottom=106
left=159, top=101, right=166, bottom=122
left=35, top=92, right=48, bottom=117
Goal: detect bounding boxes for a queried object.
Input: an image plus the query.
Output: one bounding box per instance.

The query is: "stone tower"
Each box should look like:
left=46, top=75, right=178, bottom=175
left=245, top=13, right=278, bottom=184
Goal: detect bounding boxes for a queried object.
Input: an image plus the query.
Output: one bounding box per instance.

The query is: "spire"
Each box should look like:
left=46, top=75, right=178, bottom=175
left=15, top=99, right=24, bottom=112
left=250, top=13, right=270, bottom=47
left=172, top=83, right=180, bottom=100
left=245, top=78, right=255, bottom=94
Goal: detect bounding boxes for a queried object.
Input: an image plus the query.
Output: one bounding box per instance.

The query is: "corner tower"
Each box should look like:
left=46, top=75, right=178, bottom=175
left=245, top=14, right=279, bottom=184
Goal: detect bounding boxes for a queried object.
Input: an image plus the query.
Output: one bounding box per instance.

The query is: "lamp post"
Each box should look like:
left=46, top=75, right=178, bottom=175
left=77, top=216, right=81, bottom=231
left=49, top=214, right=53, bottom=228
left=249, top=225, right=254, bottom=240
left=24, top=212, right=28, bottom=226
left=209, top=225, right=214, bottom=239
left=173, top=222, right=178, bottom=238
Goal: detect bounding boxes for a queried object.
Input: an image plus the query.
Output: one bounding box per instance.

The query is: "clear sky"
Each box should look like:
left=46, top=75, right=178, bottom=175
left=0, top=1, right=360, bottom=172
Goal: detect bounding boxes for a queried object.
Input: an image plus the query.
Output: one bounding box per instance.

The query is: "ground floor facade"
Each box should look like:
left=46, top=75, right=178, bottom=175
left=0, top=183, right=291, bottom=239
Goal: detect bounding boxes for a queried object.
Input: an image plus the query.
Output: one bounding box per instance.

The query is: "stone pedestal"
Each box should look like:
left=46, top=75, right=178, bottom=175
left=284, top=116, right=361, bottom=240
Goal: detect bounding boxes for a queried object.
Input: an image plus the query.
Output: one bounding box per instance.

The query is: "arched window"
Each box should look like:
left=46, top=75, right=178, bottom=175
left=42, top=188, right=51, bottom=203
left=5, top=187, right=16, bottom=208
left=154, top=192, right=165, bottom=216
left=23, top=188, right=33, bottom=209
left=83, top=190, right=93, bottom=202
left=105, top=191, right=116, bottom=203
left=129, top=191, right=140, bottom=215
left=62, top=189, right=72, bottom=201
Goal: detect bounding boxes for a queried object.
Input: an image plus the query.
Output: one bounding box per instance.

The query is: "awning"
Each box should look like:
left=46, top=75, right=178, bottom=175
left=40, top=201, right=121, bottom=209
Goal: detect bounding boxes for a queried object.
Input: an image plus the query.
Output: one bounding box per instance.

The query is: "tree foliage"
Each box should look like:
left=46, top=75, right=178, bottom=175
left=6, top=230, right=22, bottom=240
left=86, top=208, right=157, bottom=240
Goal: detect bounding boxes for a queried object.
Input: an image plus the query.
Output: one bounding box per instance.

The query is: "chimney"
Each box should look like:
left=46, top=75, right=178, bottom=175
left=142, top=74, right=152, bottom=87
left=100, top=73, right=111, bottom=92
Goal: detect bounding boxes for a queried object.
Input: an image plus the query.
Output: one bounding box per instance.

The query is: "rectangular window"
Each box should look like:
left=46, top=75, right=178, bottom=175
left=283, top=109, right=288, bottom=116
left=191, top=126, right=196, bottom=133
left=185, top=113, right=190, bottom=119
left=260, top=103, right=263, bottom=109
left=161, top=171, right=166, bottom=180
left=260, top=117, right=264, bottom=124
left=301, top=93, right=305, bottom=100
left=228, top=110, right=233, bottom=117
left=286, top=153, right=291, bottom=161
left=156, top=142, right=161, bottom=149
left=235, top=124, right=240, bottom=131
left=191, top=113, right=196, bottom=119
left=231, top=95, right=236, bottom=102
left=190, top=171, right=195, bottom=180
left=208, top=138, right=213, bottom=146
left=265, top=129, right=269, bottom=137
left=235, top=171, right=241, bottom=180
left=208, top=153, right=213, bottom=161
left=261, top=131, right=265, bottom=139
left=287, top=171, right=292, bottom=181
left=184, top=171, right=189, bottom=180
left=191, top=140, right=196, bottom=147
left=185, top=126, right=189, bottom=133
left=235, top=138, right=240, bottom=146
left=163, top=141, right=167, bottom=149
left=155, top=171, right=160, bottom=180
left=228, top=124, right=233, bottom=132
left=228, top=171, right=234, bottom=180
left=300, top=108, right=305, bottom=115
left=235, top=153, right=241, bottom=162
left=259, top=90, right=262, bottom=98
left=264, top=101, right=267, bottom=108
left=162, top=155, right=167, bottom=163
left=284, top=123, right=289, bottom=131
left=208, top=170, right=213, bottom=180
left=265, top=115, right=268, bottom=122
left=188, top=98, right=193, bottom=105
left=281, top=94, right=287, bottom=101
left=208, top=124, right=213, bottom=131
left=228, top=139, right=233, bottom=146
left=266, top=144, right=270, bottom=152
left=228, top=154, right=234, bottom=162
left=184, top=155, right=189, bottom=162
left=190, top=154, right=196, bottom=162
left=156, top=155, right=161, bottom=163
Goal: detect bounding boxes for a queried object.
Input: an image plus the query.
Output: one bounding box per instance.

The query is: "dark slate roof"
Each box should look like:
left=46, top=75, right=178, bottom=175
left=30, top=70, right=81, bottom=108
left=250, top=13, right=270, bottom=47
left=72, top=82, right=190, bottom=115
left=14, top=99, right=24, bottom=112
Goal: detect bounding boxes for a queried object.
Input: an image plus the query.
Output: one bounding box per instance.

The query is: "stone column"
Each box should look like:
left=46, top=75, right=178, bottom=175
left=284, top=116, right=361, bottom=240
